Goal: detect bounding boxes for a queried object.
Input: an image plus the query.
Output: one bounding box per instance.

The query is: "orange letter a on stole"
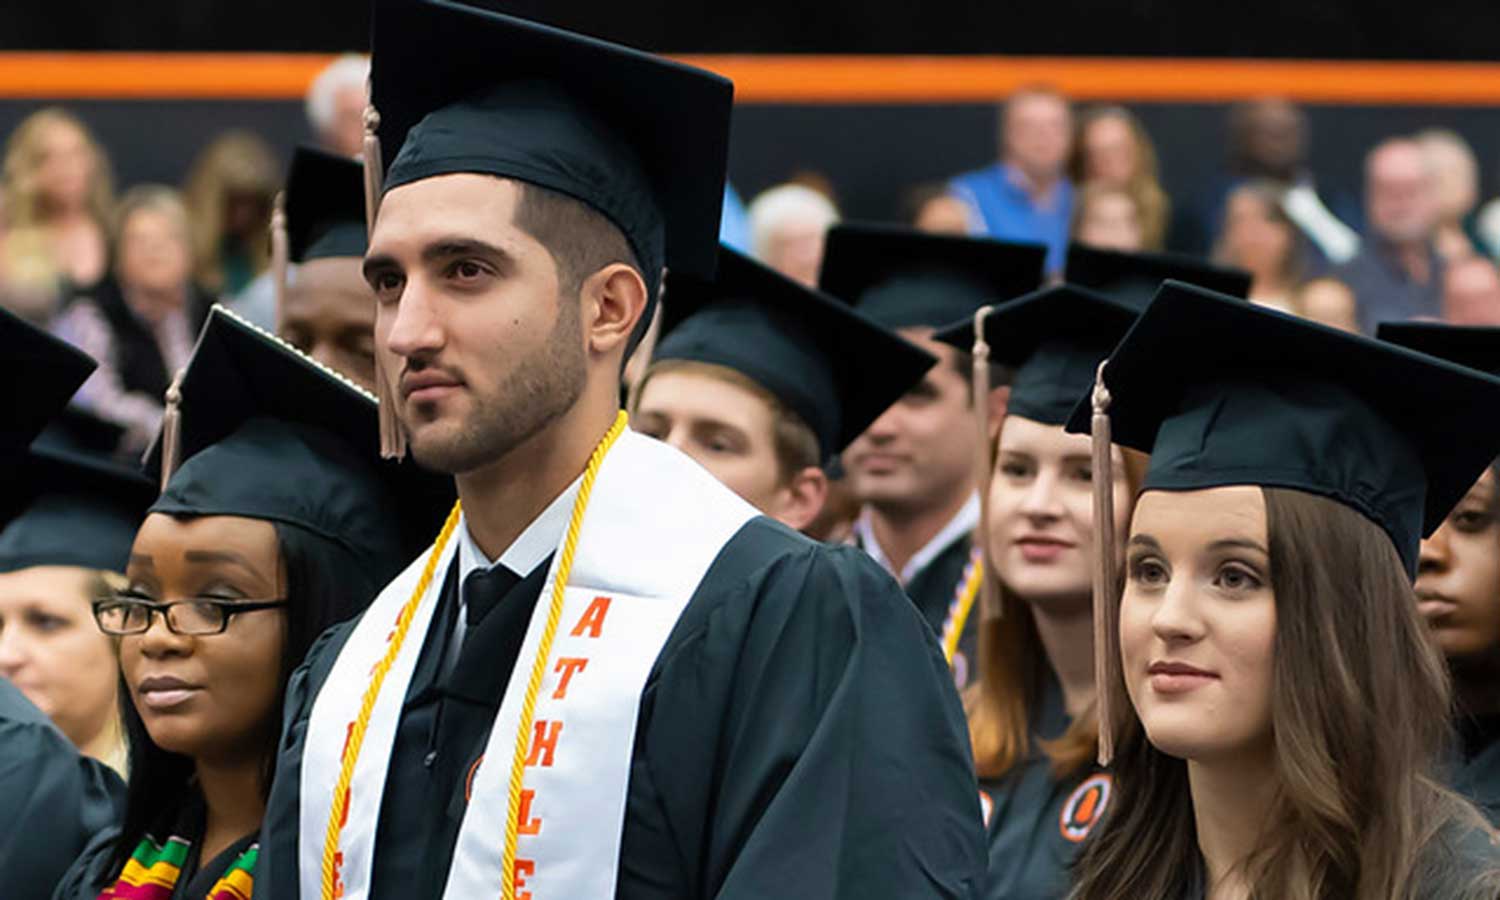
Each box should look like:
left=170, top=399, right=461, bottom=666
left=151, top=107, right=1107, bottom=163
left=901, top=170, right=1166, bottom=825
left=569, top=596, right=612, bottom=638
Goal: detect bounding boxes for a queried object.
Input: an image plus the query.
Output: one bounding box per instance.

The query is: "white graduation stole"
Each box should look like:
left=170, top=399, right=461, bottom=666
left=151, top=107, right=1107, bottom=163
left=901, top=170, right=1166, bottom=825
left=298, top=431, right=758, bottom=899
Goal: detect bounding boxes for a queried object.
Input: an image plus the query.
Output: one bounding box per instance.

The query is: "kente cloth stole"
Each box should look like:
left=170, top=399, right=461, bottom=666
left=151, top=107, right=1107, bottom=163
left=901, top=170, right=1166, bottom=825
left=96, top=836, right=256, bottom=900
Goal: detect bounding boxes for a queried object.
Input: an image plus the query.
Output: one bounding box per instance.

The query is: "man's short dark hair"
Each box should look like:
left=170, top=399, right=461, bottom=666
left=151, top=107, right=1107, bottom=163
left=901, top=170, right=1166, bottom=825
left=513, top=181, right=641, bottom=297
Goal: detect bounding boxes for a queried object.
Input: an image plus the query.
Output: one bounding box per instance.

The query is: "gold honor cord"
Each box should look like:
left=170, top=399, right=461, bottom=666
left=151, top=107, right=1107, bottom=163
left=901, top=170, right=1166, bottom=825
left=941, top=551, right=984, bottom=664
left=318, top=411, right=630, bottom=900
left=500, top=411, right=627, bottom=898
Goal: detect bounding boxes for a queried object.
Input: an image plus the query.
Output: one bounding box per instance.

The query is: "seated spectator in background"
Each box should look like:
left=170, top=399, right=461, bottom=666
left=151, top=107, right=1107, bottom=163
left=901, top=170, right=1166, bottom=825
left=1295, top=276, right=1360, bottom=333
left=52, top=185, right=212, bottom=456
left=747, top=181, right=840, bottom=287
left=305, top=54, right=369, bottom=159
left=0, top=108, right=115, bottom=322
left=1444, top=255, right=1500, bottom=326
left=1200, top=98, right=1360, bottom=267
left=951, top=84, right=1074, bottom=273
left=1337, top=137, right=1444, bottom=333
left=1477, top=198, right=1500, bottom=260
left=902, top=182, right=974, bottom=234
left=1069, top=105, right=1169, bottom=249
left=0, top=444, right=154, bottom=775
left=274, top=148, right=377, bottom=391
left=1072, top=182, right=1148, bottom=253
left=1416, top=128, right=1481, bottom=261
left=182, top=130, right=278, bottom=301
left=1215, top=180, right=1305, bottom=312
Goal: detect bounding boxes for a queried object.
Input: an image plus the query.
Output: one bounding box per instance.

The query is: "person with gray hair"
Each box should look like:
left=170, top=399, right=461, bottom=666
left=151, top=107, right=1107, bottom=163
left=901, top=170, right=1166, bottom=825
left=305, top=53, right=370, bottom=158
left=1335, top=137, right=1445, bottom=334
left=747, top=182, right=840, bottom=287
left=1417, top=128, right=1482, bottom=261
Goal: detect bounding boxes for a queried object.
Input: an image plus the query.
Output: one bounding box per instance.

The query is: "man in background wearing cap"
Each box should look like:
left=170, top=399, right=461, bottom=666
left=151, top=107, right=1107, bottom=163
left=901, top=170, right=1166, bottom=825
left=258, top=3, right=984, bottom=899
left=822, top=224, right=1045, bottom=689
left=275, top=147, right=380, bottom=392
left=633, top=246, right=936, bottom=533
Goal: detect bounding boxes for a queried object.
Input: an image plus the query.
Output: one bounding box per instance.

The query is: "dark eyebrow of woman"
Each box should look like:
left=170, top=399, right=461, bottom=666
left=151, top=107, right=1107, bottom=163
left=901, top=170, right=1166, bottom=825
left=1207, top=538, right=1270, bottom=556
left=183, top=550, right=264, bottom=579
left=128, top=554, right=155, bottom=569
left=1127, top=534, right=1161, bottom=550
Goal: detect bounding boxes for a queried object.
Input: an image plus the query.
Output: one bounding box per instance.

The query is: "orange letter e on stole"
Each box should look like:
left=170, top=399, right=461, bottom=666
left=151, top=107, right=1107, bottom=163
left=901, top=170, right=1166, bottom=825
left=569, top=596, right=612, bottom=638
left=514, top=858, right=536, bottom=900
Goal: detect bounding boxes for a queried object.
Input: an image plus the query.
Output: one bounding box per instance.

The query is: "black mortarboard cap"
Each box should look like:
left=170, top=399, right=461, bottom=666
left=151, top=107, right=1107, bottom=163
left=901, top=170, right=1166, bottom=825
left=653, top=246, right=937, bottom=458
left=371, top=0, right=733, bottom=315
left=0, top=442, right=155, bottom=574
left=1064, top=244, right=1252, bottom=309
left=1064, top=281, right=1500, bottom=577
left=286, top=147, right=368, bottom=263
left=818, top=223, right=1046, bottom=330
left=2, top=306, right=95, bottom=460
left=143, top=306, right=453, bottom=570
left=933, top=285, right=1139, bottom=426
left=1377, top=322, right=1500, bottom=378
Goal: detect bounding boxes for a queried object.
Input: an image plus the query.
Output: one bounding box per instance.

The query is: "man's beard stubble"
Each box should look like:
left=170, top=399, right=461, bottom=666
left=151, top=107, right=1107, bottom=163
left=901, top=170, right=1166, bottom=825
left=406, top=296, right=587, bottom=475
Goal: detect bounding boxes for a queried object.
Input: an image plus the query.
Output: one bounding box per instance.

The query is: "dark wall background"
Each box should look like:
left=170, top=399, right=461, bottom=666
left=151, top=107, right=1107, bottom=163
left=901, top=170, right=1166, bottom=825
left=3, top=0, right=1498, bottom=58
left=4, top=97, right=1499, bottom=256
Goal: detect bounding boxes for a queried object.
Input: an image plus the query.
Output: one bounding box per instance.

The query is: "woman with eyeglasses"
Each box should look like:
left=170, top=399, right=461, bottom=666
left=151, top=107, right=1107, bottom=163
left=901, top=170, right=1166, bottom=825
left=54, top=307, right=449, bottom=900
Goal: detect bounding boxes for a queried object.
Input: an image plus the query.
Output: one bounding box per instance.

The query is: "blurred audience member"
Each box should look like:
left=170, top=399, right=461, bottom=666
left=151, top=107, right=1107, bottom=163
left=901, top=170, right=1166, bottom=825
left=1295, top=276, right=1360, bottom=333
left=1072, top=182, right=1147, bottom=253
left=305, top=54, right=369, bottom=159
left=52, top=186, right=211, bottom=455
left=950, top=85, right=1074, bottom=272
left=1215, top=180, right=1304, bottom=312
left=1416, top=128, right=1481, bottom=261
left=1443, top=256, right=1500, bottom=326
left=902, top=183, right=973, bottom=235
left=1336, top=137, right=1443, bottom=333
left=747, top=182, right=839, bottom=287
left=1220, top=98, right=1360, bottom=266
left=182, top=130, right=278, bottom=299
left=0, top=109, right=115, bottom=322
left=1069, top=105, right=1169, bottom=249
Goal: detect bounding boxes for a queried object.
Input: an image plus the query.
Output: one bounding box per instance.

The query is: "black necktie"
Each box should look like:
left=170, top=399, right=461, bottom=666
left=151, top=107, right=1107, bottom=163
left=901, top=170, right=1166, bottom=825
left=463, top=565, right=521, bottom=630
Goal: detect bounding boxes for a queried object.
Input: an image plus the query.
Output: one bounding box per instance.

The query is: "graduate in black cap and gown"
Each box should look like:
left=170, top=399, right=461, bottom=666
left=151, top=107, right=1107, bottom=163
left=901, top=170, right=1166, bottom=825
left=633, top=244, right=936, bottom=532
left=0, top=440, right=155, bottom=773
left=256, top=2, right=984, bottom=898
left=52, top=307, right=450, bottom=900
left=819, top=223, right=1045, bottom=688
left=0, top=307, right=127, bottom=900
left=275, top=146, right=380, bottom=392
left=1067, top=284, right=1500, bottom=899
left=933, top=249, right=1251, bottom=899
left=930, top=286, right=1142, bottom=900
left=1378, top=321, right=1500, bottom=828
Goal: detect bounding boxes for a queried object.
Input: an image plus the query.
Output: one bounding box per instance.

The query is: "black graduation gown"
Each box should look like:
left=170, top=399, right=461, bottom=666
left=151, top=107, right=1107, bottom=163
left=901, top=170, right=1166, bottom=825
left=855, top=528, right=980, bottom=690
left=0, top=678, right=123, bottom=900
left=1449, top=713, right=1500, bottom=828
left=978, top=676, right=1107, bottom=900
left=259, top=516, right=986, bottom=898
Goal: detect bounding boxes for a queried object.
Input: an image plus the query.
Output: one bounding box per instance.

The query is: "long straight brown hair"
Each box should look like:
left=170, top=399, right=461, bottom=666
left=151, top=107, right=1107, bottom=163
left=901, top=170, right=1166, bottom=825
left=964, top=429, right=1148, bottom=781
left=1070, top=487, right=1500, bottom=900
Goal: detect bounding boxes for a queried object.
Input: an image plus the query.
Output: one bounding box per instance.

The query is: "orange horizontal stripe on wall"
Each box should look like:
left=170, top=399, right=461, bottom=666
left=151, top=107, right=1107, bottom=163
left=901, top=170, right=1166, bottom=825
left=3, top=52, right=1500, bottom=105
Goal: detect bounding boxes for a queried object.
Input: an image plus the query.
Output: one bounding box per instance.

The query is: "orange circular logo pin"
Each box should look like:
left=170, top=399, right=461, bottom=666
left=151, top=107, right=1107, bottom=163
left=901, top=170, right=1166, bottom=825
left=1058, top=773, right=1112, bottom=843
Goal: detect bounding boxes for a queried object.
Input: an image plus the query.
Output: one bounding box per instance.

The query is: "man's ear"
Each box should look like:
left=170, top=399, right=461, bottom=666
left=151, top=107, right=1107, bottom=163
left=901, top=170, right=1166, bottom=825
left=583, top=262, right=649, bottom=359
left=776, top=466, right=831, bottom=534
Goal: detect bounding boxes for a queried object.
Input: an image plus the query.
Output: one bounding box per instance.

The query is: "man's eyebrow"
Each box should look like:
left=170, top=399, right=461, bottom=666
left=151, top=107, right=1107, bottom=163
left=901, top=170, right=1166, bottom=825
left=363, top=237, right=519, bottom=282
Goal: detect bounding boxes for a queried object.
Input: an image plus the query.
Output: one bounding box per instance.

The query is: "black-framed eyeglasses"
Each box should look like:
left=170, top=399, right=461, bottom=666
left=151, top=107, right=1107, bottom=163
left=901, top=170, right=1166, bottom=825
left=92, top=594, right=288, bottom=636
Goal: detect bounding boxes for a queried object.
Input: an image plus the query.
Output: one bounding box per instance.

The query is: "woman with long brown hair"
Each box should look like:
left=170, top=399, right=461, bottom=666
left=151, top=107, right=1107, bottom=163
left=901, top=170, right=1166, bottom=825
left=1379, top=321, right=1500, bottom=826
left=1070, top=283, right=1500, bottom=900
left=934, top=283, right=1143, bottom=899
